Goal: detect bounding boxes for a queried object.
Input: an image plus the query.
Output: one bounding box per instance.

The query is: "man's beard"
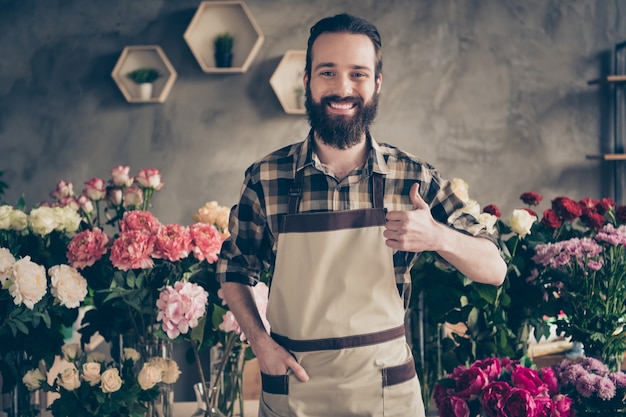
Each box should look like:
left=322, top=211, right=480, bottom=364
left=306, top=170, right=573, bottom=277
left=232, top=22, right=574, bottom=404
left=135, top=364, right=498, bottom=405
left=305, top=88, right=379, bottom=150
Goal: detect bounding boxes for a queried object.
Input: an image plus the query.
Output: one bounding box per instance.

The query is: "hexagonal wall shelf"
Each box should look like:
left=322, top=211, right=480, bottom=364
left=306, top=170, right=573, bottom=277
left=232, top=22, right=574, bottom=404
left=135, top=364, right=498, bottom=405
left=184, top=1, right=264, bottom=73
left=111, top=45, right=177, bottom=103
left=270, top=50, right=306, bottom=115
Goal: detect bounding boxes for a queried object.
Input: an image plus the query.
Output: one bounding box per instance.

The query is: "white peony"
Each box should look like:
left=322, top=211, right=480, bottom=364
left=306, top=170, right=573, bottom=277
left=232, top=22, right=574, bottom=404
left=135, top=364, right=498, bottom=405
left=509, top=209, right=537, bottom=238
left=0, top=247, right=16, bottom=284
left=460, top=199, right=481, bottom=219
left=49, top=264, right=88, bottom=308
left=9, top=256, right=47, bottom=309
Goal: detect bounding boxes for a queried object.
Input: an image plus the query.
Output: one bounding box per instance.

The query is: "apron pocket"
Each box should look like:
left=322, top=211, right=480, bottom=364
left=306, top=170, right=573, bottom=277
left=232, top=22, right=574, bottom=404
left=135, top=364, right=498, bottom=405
left=260, top=373, right=290, bottom=417
left=381, top=360, right=425, bottom=417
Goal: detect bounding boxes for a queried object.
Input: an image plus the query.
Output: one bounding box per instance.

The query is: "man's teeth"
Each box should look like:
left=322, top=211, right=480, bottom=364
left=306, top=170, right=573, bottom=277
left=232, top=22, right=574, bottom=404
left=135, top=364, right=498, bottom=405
left=329, top=102, right=354, bottom=109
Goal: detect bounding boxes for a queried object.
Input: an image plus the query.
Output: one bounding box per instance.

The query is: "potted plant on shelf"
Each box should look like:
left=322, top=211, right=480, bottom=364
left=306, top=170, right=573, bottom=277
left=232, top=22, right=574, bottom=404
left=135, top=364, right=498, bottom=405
left=213, top=32, right=234, bottom=68
left=126, top=67, right=161, bottom=100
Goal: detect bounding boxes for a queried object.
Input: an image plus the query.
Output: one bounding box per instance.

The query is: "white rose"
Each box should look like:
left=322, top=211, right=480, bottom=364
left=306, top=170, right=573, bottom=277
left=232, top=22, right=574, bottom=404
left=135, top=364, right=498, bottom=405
left=9, top=209, right=28, bottom=231
left=61, top=343, right=82, bottom=362
left=461, top=199, right=481, bottom=219
left=55, top=206, right=82, bottom=233
left=28, top=207, right=57, bottom=236
left=0, top=205, right=11, bottom=229
left=137, top=363, right=162, bottom=390
left=22, top=368, right=46, bottom=390
left=0, top=247, right=16, bottom=284
left=450, top=178, right=470, bottom=203
left=509, top=209, right=537, bottom=238
left=9, top=256, right=47, bottom=309
left=81, top=362, right=102, bottom=386
left=57, top=367, right=81, bottom=391
left=477, top=212, right=498, bottom=235
left=100, top=368, right=123, bottom=393
left=49, top=264, right=88, bottom=308
left=122, top=348, right=141, bottom=363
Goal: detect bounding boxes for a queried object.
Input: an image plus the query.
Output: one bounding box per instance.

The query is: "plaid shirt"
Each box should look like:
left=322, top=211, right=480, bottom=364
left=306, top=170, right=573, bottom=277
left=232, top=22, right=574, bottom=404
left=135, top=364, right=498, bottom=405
left=216, top=132, right=494, bottom=292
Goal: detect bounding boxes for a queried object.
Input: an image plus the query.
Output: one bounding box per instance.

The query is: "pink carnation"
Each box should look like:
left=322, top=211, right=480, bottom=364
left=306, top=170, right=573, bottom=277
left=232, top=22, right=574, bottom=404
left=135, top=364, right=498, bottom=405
left=157, top=281, right=208, bottom=339
left=189, top=223, right=224, bottom=263
left=120, top=210, right=161, bottom=235
left=217, top=282, right=270, bottom=341
left=109, top=230, right=155, bottom=271
left=153, top=224, right=192, bottom=262
left=66, top=228, right=109, bottom=269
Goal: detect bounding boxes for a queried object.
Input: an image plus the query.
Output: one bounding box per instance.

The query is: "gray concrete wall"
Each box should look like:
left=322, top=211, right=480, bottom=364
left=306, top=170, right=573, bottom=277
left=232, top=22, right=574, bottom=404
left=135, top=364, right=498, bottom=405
left=2, top=0, right=626, bottom=220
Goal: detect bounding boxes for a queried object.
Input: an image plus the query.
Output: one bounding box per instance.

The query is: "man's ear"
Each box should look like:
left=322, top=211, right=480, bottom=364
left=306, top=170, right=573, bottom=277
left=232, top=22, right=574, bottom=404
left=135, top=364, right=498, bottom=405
left=303, top=72, right=309, bottom=87
left=376, top=73, right=382, bottom=93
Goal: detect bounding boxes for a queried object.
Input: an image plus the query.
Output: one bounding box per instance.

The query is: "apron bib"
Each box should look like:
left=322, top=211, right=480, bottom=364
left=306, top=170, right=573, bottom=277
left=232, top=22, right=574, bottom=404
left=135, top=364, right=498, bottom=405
left=260, top=172, right=425, bottom=417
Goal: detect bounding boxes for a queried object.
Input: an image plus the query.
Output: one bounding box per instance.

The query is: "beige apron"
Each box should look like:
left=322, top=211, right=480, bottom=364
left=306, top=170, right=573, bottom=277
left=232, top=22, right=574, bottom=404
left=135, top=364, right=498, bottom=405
left=259, top=171, right=425, bottom=417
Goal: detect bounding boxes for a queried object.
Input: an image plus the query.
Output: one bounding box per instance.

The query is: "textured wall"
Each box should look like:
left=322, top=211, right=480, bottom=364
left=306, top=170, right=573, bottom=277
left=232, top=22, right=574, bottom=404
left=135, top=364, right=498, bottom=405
left=1, top=0, right=626, bottom=220
left=2, top=0, right=626, bottom=403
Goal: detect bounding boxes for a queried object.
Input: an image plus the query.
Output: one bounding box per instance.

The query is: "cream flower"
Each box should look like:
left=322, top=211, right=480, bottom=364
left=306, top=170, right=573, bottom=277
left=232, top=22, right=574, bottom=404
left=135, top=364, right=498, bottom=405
left=55, top=206, right=82, bottom=233
left=477, top=212, right=498, bottom=235
left=450, top=178, right=470, bottom=203
left=81, top=362, right=102, bottom=386
left=122, top=348, right=141, bottom=363
left=49, top=264, right=88, bottom=308
left=9, top=256, right=47, bottom=309
left=100, top=368, right=123, bottom=393
left=509, top=209, right=537, bottom=238
left=62, top=343, right=82, bottom=362
left=58, top=367, right=81, bottom=391
left=149, top=357, right=181, bottom=384
left=0, top=205, right=11, bottom=229
left=0, top=247, right=16, bottom=284
left=193, top=201, right=231, bottom=234
left=9, top=209, right=28, bottom=231
left=137, top=362, right=162, bottom=390
left=23, top=368, right=46, bottom=390
left=27, top=207, right=58, bottom=236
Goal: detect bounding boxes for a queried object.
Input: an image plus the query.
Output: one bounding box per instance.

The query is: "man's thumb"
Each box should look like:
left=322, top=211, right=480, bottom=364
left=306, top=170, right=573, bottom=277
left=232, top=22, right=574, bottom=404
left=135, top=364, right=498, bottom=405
left=410, top=183, right=429, bottom=210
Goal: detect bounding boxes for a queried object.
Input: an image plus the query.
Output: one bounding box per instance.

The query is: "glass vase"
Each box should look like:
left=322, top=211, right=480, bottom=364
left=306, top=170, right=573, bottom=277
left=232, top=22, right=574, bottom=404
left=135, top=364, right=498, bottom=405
left=210, top=343, right=246, bottom=417
left=1, top=352, right=41, bottom=417
left=191, top=382, right=227, bottom=417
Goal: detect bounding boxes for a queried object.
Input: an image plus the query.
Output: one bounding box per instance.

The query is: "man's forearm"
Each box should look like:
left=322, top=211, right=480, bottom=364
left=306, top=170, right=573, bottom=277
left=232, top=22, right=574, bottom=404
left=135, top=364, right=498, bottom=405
left=220, top=281, right=272, bottom=345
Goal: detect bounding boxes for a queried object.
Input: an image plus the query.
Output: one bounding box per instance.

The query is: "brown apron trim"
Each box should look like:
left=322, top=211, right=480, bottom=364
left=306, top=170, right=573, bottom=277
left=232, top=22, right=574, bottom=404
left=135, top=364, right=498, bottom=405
left=261, top=372, right=289, bottom=395
left=381, top=360, right=416, bottom=387
left=282, top=207, right=386, bottom=233
left=271, top=325, right=405, bottom=352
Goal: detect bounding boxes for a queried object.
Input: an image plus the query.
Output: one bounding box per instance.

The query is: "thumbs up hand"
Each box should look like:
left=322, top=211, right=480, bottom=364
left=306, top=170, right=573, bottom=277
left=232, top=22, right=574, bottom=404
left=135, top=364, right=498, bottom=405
left=384, top=182, right=444, bottom=252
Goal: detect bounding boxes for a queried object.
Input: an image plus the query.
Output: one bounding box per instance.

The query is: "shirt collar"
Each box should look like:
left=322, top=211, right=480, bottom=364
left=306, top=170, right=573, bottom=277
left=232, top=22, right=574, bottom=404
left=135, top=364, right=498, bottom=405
left=290, top=130, right=390, bottom=175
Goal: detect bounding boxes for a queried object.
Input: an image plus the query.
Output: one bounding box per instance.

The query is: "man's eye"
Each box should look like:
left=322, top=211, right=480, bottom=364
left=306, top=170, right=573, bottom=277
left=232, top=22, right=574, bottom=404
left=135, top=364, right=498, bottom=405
left=352, top=72, right=366, bottom=78
left=320, top=71, right=334, bottom=77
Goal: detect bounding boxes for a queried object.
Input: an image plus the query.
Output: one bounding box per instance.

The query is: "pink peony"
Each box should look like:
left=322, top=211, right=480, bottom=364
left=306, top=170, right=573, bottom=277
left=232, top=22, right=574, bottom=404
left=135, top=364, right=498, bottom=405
left=455, top=367, right=488, bottom=401
left=49, top=180, right=74, bottom=201
left=109, top=230, right=155, bottom=271
left=66, top=228, right=109, bottom=269
left=189, top=223, right=224, bottom=263
left=551, top=394, right=573, bottom=417
left=533, top=395, right=553, bottom=417
left=511, top=366, right=548, bottom=396
left=156, top=281, right=208, bottom=339
left=217, top=282, right=270, bottom=341
left=480, top=381, right=511, bottom=417
left=437, top=395, right=470, bottom=417
left=471, top=357, right=502, bottom=381
left=500, top=388, right=538, bottom=417
left=153, top=224, right=192, bottom=262
left=120, top=210, right=161, bottom=235
left=539, top=367, right=559, bottom=396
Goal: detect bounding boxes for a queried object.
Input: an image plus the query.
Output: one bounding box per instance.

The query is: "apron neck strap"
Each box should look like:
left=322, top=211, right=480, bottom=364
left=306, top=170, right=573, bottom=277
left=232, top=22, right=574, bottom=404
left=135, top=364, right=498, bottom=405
left=288, top=170, right=385, bottom=215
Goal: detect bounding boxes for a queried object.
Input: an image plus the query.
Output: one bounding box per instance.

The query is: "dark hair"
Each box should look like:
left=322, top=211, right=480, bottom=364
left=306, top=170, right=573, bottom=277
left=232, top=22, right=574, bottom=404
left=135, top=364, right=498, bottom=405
left=305, top=13, right=382, bottom=78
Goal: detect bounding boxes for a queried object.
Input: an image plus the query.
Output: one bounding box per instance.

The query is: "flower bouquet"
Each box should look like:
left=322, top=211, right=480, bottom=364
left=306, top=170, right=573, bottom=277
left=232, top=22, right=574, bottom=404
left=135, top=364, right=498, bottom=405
left=23, top=342, right=180, bottom=417
left=433, top=356, right=573, bottom=417
left=552, top=356, right=626, bottom=416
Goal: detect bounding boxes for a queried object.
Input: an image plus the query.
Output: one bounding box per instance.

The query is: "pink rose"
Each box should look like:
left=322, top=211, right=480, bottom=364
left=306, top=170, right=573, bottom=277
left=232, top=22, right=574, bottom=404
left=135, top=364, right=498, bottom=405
left=50, top=180, right=74, bottom=201
left=471, top=357, right=501, bottom=381
left=437, top=395, right=470, bottom=417
left=480, top=381, right=511, bottom=417
left=123, top=186, right=143, bottom=208
left=539, top=367, right=559, bottom=396
left=109, top=230, right=154, bottom=271
left=110, top=165, right=133, bottom=187
left=500, top=388, right=537, bottom=417
left=83, top=178, right=106, bottom=201
left=455, top=367, right=488, bottom=400
left=76, top=195, right=94, bottom=214
left=135, top=168, right=164, bottom=190
left=190, top=223, right=224, bottom=264
left=120, top=211, right=161, bottom=235
left=66, top=228, right=110, bottom=269
left=107, top=187, right=123, bottom=206
left=156, top=281, right=208, bottom=339
left=153, top=224, right=192, bottom=262
left=511, top=366, right=548, bottom=396
left=58, top=196, right=79, bottom=210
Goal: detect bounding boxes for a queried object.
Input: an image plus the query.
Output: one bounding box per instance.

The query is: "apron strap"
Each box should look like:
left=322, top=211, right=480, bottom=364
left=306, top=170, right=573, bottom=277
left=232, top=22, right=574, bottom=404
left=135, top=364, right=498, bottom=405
left=287, top=169, right=385, bottom=215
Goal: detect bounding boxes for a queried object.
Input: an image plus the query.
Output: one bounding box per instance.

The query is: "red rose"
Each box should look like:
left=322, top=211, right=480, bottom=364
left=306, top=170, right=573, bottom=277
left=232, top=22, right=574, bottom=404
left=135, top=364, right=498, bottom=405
left=616, top=205, right=626, bottom=224
left=551, top=197, right=582, bottom=221
left=579, top=197, right=598, bottom=210
left=501, top=388, right=538, bottom=417
left=455, top=367, right=489, bottom=400
left=482, top=204, right=501, bottom=218
left=597, top=197, right=615, bottom=214
left=520, top=192, right=542, bottom=206
left=480, top=381, right=511, bottom=417
left=437, top=396, right=470, bottom=417
left=541, top=209, right=562, bottom=229
left=511, top=366, right=548, bottom=396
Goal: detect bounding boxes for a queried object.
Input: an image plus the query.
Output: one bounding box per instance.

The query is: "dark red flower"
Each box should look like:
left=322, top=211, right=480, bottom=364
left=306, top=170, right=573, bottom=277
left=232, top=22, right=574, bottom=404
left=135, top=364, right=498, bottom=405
left=523, top=208, right=537, bottom=218
left=617, top=205, right=626, bottom=224
left=520, top=192, right=542, bottom=206
left=580, top=210, right=606, bottom=230
left=483, top=204, right=501, bottom=218
left=597, top=197, right=615, bottom=215
left=541, top=209, right=562, bottom=229
left=551, top=197, right=582, bottom=222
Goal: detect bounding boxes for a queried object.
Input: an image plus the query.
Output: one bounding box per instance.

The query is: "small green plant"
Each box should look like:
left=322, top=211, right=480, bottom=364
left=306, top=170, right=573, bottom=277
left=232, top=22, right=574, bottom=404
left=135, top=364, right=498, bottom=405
left=126, top=67, right=161, bottom=84
left=213, top=32, right=234, bottom=56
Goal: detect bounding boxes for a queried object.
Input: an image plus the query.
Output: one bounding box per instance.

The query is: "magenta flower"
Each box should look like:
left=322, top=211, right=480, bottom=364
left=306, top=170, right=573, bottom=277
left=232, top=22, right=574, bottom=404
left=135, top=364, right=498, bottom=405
left=437, top=395, right=470, bottom=417
left=157, top=281, right=208, bottom=339
left=511, top=366, right=548, bottom=396
left=500, top=388, right=538, bottom=417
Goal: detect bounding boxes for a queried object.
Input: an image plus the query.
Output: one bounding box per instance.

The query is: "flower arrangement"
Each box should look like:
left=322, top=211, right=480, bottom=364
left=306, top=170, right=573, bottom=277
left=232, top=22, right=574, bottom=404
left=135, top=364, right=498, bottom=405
left=23, top=342, right=180, bottom=417
left=0, top=202, right=85, bottom=416
left=552, top=356, right=626, bottom=415
left=433, top=356, right=573, bottom=417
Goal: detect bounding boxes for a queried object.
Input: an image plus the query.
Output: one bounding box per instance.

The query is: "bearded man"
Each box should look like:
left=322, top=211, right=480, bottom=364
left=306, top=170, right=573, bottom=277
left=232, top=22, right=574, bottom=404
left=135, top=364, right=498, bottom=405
left=216, top=13, right=506, bottom=417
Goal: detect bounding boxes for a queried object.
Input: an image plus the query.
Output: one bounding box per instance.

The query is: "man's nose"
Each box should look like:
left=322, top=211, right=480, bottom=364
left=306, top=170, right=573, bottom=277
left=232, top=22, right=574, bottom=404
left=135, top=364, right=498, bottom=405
left=333, top=74, right=354, bottom=97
